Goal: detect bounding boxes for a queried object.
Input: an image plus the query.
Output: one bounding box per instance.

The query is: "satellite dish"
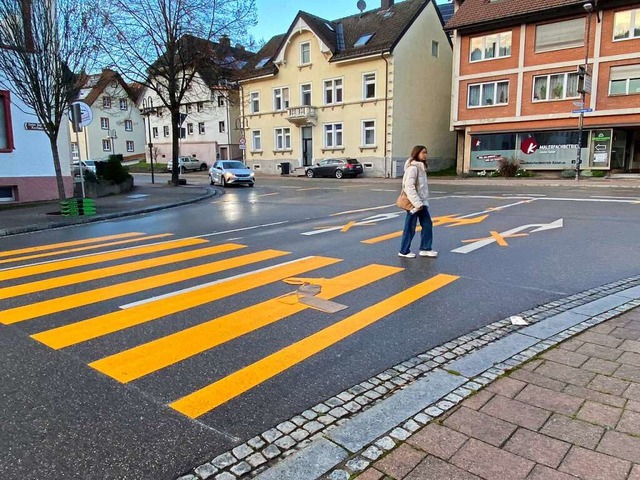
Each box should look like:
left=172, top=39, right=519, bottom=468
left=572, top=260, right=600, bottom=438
left=357, top=0, right=366, bottom=13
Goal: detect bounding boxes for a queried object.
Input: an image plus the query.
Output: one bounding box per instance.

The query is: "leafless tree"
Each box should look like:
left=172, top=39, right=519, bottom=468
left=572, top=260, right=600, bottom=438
left=102, top=0, right=257, bottom=185
left=0, top=0, right=103, bottom=201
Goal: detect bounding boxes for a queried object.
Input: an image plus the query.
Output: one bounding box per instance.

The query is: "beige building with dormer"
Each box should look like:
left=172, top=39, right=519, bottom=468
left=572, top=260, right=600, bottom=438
left=238, top=0, right=455, bottom=177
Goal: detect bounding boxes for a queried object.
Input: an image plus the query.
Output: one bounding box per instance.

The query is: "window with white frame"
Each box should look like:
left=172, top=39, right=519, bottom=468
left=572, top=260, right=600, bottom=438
left=301, top=83, right=312, bottom=106
left=252, top=130, right=262, bottom=151
left=163, top=125, right=169, bottom=137
left=613, top=8, right=640, bottom=40
left=250, top=92, right=260, bottom=113
left=126, top=140, right=134, bottom=152
left=324, top=78, right=343, bottom=104
left=71, top=142, right=79, bottom=160
left=469, top=31, right=512, bottom=61
left=102, top=96, right=111, bottom=108
left=102, top=139, right=111, bottom=151
left=535, top=18, right=584, bottom=52
left=468, top=80, right=509, bottom=107
left=300, top=42, right=311, bottom=65
left=119, top=99, right=128, bottom=110
left=219, top=121, right=225, bottom=133
left=363, top=73, right=376, bottom=99
left=187, top=123, right=193, bottom=135
left=100, top=117, right=109, bottom=129
left=152, top=127, right=158, bottom=138
left=609, top=64, right=640, bottom=95
left=197, top=102, right=204, bottom=112
left=274, top=127, right=291, bottom=150
left=186, top=104, right=193, bottom=113
left=0, top=90, right=11, bottom=151
left=324, top=123, right=343, bottom=148
left=533, top=72, right=579, bottom=101
left=198, top=122, right=205, bottom=134
left=124, top=119, right=133, bottom=131
left=273, top=87, right=290, bottom=111
left=432, top=40, right=439, bottom=58
left=362, top=120, right=375, bottom=146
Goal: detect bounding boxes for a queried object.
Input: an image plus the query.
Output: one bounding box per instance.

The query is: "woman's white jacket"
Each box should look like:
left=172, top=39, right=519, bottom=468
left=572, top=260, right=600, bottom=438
left=402, top=159, right=429, bottom=209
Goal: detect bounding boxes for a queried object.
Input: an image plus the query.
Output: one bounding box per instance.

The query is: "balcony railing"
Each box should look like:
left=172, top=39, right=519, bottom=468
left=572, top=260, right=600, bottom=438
left=287, top=106, right=317, bottom=126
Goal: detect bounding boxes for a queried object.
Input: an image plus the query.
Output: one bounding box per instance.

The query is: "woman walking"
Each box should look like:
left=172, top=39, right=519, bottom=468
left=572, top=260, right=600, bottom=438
left=398, top=145, right=437, bottom=258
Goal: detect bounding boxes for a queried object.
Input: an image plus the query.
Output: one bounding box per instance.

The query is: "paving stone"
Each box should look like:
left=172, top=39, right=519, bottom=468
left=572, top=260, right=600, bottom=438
left=630, top=464, right=640, bottom=480
left=540, top=413, right=604, bottom=449
left=576, top=331, right=624, bottom=349
left=515, top=384, right=583, bottom=415
left=611, top=327, right=640, bottom=341
left=389, top=427, right=410, bottom=441
left=231, top=443, right=253, bottom=460
left=576, top=401, right=623, bottom=428
left=262, top=444, right=281, bottom=459
left=522, top=359, right=544, bottom=370
left=345, top=457, right=370, bottom=472
left=560, top=446, right=632, bottom=480
left=576, top=343, right=623, bottom=361
left=407, top=423, right=468, bottom=460
left=176, top=475, right=198, bottom=480
left=353, top=468, right=384, bottom=480
left=619, top=339, right=640, bottom=354
left=246, top=452, right=267, bottom=467
left=504, top=428, right=571, bottom=468
left=619, top=351, right=640, bottom=367
left=230, top=461, right=251, bottom=476
left=480, top=395, right=551, bottom=430
left=405, top=455, right=481, bottom=480
left=211, top=452, right=236, bottom=469
left=559, top=339, right=585, bottom=352
left=526, top=464, right=579, bottom=480
left=510, top=369, right=567, bottom=392
left=274, top=435, right=295, bottom=450
left=615, top=364, right=640, bottom=383
left=486, top=377, right=527, bottom=398
left=301, top=409, right=318, bottom=420
left=214, top=473, right=236, bottom=480
left=403, top=419, right=421, bottom=433
left=194, top=463, right=218, bottom=479
left=414, top=413, right=432, bottom=425
left=534, top=360, right=596, bottom=387
left=628, top=399, right=640, bottom=413
left=581, top=357, right=621, bottom=375
left=590, top=323, right=617, bottom=335
left=303, top=421, right=324, bottom=434
left=541, top=349, right=589, bottom=367
left=563, top=385, right=626, bottom=408
left=443, top=406, right=516, bottom=447
left=327, top=469, right=349, bottom=480
left=374, top=444, right=426, bottom=479
left=615, top=409, right=640, bottom=436
left=451, top=438, right=534, bottom=480
left=312, top=404, right=331, bottom=414
left=588, top=374, right=630, bottom=395
left=361, top=445, right=384, bottom=461
left=290, top=429, right=309, bottom=441
left=461, top=389, right=494, bottom=410
left=597, top=430, right=640, bottom=463
left=374, top=436, right=396, bottom=451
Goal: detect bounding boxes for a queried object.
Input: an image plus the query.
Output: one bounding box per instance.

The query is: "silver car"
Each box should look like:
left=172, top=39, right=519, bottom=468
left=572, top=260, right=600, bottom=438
left=209, top=161, right=255, bottom=187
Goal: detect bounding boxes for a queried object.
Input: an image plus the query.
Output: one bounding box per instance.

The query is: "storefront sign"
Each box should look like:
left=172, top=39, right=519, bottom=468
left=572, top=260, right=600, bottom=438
left=590, top=129, right=612, bottom=165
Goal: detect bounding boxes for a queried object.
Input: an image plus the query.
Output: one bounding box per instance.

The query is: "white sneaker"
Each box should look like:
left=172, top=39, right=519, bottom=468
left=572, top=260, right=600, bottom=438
left=419, top=250, right=438, bottom=258
left=398, top=252, right=416, bottom=258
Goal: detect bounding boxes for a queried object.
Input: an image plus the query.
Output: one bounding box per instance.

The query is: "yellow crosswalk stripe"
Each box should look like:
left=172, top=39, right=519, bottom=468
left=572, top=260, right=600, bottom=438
left=89, top=264, right=402, bottom=383
left=31, top=255, right=339, bottom=347
left=0, top=232, right=145, bottom=259
left=0, top=243, right=245, bottom=301
left=0, top=237, right=204, bottom=281
left=0, top=233, right=177, bottom=268
left=4, top=249, right=290, bottom=326
left=361, top=227, right=422, bottom=245
left=170, top=273, right=459, bottom=418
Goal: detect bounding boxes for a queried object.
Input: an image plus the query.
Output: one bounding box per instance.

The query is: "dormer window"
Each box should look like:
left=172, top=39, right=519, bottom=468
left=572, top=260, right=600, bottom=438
left=325, top=22, right=334, bottom=31
left=354, top=33, right=374, bottom=47
left=255, top=58, right=270, bottom=69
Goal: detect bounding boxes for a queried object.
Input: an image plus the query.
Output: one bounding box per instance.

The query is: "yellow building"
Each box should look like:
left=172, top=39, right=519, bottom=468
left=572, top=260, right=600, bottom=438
left=238, top=0, right=455, bottom=177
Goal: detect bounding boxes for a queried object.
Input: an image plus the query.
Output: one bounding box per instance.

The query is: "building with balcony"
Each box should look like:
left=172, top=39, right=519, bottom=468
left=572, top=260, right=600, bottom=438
left=238, top=0, right=455, bottom=177
left=445, top=0, right=640, bottom=175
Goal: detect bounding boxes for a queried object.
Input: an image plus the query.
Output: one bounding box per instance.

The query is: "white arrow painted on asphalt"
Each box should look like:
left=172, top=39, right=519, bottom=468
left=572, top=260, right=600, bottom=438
left=302, top=212, right=402, bottom=236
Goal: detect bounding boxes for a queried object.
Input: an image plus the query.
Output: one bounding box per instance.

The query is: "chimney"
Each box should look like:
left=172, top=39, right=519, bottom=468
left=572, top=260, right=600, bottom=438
left=220, top=34, right=231, bottom=51
left=382, top=0, right=394, bottom=9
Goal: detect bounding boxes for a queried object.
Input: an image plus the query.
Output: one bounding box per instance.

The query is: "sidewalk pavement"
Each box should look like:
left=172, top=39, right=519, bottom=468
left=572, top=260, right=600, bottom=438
left=352, top=308, right=640, bottom=480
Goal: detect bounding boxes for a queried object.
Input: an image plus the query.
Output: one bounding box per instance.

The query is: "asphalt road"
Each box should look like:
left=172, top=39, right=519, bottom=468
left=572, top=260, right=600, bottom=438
left=1, top=175, right=639, bottom=479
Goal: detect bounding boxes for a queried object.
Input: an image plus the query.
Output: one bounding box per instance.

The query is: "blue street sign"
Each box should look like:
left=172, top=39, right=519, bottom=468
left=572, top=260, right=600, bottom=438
left=571, top=108, right=593, bottom=114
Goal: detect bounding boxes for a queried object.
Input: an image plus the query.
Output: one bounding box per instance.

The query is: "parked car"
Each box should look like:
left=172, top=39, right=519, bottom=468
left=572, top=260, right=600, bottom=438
left=166, top=156, right=208, bottom=173
left=72, top=159, right=104, bottom=177
left=209, top=160, right=255, bottom=187
left=305, top=158, right=363, bottom=178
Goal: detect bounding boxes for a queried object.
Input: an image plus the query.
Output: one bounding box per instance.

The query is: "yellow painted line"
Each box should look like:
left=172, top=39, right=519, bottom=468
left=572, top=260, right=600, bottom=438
left=258, top=193, right=279, bottom=197
left=0, top=232, right=145, bottom=259
left=170, top=273, right=459, bottom=418
left=296, top=187, right=321, bottom=191
left=0, top=243, right=245, bottom=301
left=90, top=264, right=402, bottom=383
left=331, top=205, right=395, bottom=216
left=31, top=255, right=339, bottom=348
left=0, top=236, right=204, bottom=281
left=340, top=221, right=357, bottom=232
left=4, top=249, right=289, bottom=326
left=0, top=233, right=175, bottom=267
left=361, top=227, right=422, bottom=245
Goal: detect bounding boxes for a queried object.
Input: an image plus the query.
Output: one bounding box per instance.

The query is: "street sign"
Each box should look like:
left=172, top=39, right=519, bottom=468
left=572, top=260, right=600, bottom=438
left=571, top=108, right=593, bottom=114
left=239, top=137, right=246, bottom=150
left=573, top=101, right=584, bottom=107
left=69, top=101, right=92, bottom=127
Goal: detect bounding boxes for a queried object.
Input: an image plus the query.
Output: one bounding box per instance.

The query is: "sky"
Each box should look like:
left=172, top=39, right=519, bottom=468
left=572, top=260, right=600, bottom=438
left=252, top=0, right=448, bottom=43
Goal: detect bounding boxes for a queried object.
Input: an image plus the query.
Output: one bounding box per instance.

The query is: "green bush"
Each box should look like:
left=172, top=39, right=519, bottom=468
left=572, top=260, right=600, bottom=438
left=497, top=156, right=520, bottom=177
left=591, top=170, right=606, bottom=178
left=98, top=155, right=132, bottom=184
left=515, top=168, right=534, bottom=177
left=560, top=169, right=577, bottom=178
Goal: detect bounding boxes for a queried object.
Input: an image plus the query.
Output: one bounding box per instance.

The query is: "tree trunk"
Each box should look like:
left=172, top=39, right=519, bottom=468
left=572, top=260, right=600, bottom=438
left=49, top=134, right=67, bottom=201
left=171, top=108, right=180, bottom=186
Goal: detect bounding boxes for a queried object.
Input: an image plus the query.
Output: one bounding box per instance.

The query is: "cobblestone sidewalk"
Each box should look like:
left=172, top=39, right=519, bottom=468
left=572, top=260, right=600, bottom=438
left=353, top=308, right=640, bottom=480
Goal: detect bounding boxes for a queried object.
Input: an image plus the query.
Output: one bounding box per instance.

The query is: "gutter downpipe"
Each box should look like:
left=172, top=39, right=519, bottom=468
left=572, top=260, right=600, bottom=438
left=238, top=82, right=246, bottom=163
left=382, top=51, right=390, bottom=178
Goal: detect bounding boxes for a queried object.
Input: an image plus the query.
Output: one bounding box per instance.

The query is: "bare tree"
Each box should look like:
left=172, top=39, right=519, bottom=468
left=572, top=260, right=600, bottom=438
left=102, top=0, right=257, bottom=186
left=0, top=0, right=103, bottom=201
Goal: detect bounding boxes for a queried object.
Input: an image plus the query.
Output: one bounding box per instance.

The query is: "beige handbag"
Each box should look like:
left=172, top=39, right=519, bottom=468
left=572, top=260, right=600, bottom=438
left=396, top=189, right=414, bottom=211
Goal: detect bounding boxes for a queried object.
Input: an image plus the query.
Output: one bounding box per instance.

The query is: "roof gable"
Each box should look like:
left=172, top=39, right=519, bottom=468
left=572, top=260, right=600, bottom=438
left=76, top=69, right=137, bottom=107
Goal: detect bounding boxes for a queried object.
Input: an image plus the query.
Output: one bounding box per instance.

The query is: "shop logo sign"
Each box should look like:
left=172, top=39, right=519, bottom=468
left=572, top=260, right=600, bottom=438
left=521, top=137, right=539, bottom=155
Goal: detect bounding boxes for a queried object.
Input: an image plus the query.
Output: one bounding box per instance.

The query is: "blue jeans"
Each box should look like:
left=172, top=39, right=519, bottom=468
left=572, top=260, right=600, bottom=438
left=399, top=207, right=433, bottom=254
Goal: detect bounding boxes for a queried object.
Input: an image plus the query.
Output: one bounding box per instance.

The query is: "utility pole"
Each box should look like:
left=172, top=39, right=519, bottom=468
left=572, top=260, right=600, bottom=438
left=575, top=2, right=594, bottom=182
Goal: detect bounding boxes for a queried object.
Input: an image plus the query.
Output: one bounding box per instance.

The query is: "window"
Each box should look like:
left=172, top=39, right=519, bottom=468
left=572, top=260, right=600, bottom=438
left=187, top=123, right=193, bottom=135
left=218, top=96, right=225, bottom=107
left=198, top=122, right=205, bottom=134
left=100, top=117, right=109, bottom=129
left=362, top=120, right=375, bottom=146
left=609, top=64, right=640, bottom=95
left=467, top=81, right=509, bottom=107
left=71, top=142, right=79, bottom=160
left=250, top=92, right=260, bottom=113
left=533, top=72, right=579, bottom=101
left=126, top=140, right=134, bottom=152
left=354, top=33, right=374, bottom=47
left=535, top=18, right=584, bottom=52
left=324, top=123, right=343, bottom=148
left=163, top=125, right=169, bottom=137
left=613, top=9, right=640, bottom=40
left=301, top=83, right=312, bottom=106
left=197, top=102, right=204, bottom=112
left=124, top=120, right=133, bottom=131
left=300, top=42, right=311, bottom=64
left=219, top=121, right=225, bottom=133
left=255, top=57, right=270, bottom=69
left=432, top=40, right=439, bottom=58
left=273, top=87, right=290, bottom=111
left=274, top=127, right=291, bottom=150
left=0, top=90, right=13, bottom=151
left=152, top=127, right=158, bottom=138
left=156, top=107, right=164, bottom=116
left=324, top=78, right=343, bottom=104
left=102, top=139, right=111, bottom=151
left=252, top=130, right=262, bottom=151
left=470, top=31, right=512, bottom=61
left=186, top=104, right=193, bottom=113
left=363, top=73, right=376, bottom=99
left=119, top=99, right=128, bottom=110
left=102, top=97, right=111, bottom=108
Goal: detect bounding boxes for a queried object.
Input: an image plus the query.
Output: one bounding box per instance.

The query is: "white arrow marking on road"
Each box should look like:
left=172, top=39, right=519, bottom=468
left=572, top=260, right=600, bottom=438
left=302, top=212, right=401, bottom=236
left=452, top=219, right=563, bottom=254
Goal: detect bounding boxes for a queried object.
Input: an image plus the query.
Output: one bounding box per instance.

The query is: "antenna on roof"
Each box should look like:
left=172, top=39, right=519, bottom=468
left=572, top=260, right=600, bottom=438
left=357, top=0, right=367, bottom=16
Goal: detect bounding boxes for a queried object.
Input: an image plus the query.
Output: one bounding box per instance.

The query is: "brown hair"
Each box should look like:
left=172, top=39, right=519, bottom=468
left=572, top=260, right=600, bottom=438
left=410, top=145, right=428, bottom=165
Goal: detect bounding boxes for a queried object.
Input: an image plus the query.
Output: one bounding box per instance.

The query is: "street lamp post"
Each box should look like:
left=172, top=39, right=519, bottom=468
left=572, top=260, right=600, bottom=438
left=142, top=96, right=155, bottom=184
left=576, top=2, right=594, bottom=181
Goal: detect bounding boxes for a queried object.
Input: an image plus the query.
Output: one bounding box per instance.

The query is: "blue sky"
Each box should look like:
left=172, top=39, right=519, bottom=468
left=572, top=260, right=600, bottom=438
left=252, top=0, right=447, bottom=42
